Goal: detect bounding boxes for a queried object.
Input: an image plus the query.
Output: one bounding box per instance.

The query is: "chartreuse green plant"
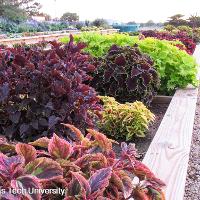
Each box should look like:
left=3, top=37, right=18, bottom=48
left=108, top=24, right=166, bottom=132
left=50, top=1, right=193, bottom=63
left=0, top=124, right=165, bottom=200
left=60, top=32, right=139, bottom=57
left=99, top=96, right=155, bottom=141
left=137, top=38, right=198, bottom=93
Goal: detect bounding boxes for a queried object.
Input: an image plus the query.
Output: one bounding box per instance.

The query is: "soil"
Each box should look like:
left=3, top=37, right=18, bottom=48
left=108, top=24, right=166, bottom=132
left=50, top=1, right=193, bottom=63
left=113, top=102, right=169, bottom=159
left=184, top=87, right=200, bottom=200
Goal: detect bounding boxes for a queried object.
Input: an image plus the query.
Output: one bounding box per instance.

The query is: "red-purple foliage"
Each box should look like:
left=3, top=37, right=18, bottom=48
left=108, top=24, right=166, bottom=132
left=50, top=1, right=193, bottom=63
left=0, top=124, right=165, bottom=200
left=141, top=30, right=196, bottom=55
left=0, top=35, right=102, bottom=142
left=90, top=45, right=160, bottom=105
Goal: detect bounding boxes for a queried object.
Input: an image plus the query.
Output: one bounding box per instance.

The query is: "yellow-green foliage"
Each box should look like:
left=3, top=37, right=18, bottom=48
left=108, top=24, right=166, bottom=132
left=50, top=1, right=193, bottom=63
left=99, top=96, right=155, bottom=141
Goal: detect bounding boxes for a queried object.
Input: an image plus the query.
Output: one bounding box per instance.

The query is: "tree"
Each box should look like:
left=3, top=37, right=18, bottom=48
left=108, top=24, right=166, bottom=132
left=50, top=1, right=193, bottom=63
left=61, top=12, right=79, bottom=23
left=165, top=14, right=188, bottom=27
left=0, top=4, right=27, bottom=22
left=92, top=18, right=109, bottom=28
left=0, top=0, right=41, bottom=18
left=146, top=20, right=155, bottom=26
left=188, top=14, right=200, bottom=28
left=85, top=20, right=90, bottom=26
left=127, top=21, right=136, bottom=25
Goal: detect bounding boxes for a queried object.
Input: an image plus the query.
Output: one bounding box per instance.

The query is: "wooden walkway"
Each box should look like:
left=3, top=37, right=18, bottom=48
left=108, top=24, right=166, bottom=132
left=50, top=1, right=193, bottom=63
left=143, top=45, right=200, bottom=200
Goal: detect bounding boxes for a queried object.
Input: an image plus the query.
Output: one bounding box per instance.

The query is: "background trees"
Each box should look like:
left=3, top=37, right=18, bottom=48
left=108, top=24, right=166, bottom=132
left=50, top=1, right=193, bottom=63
left=60, top=12, right=79, bottom=23
left=0, top=0, right=41, bottom=22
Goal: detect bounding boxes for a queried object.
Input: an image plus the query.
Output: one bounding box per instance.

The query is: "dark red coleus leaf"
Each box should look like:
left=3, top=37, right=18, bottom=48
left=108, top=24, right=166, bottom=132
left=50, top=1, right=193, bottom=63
left=131, top=68, right=142, bottom=77
left=126, top=77, right=138, bottom=91
left=89, top=167, right=112, bottom=193
left=115, top=55, right=126, bottom=66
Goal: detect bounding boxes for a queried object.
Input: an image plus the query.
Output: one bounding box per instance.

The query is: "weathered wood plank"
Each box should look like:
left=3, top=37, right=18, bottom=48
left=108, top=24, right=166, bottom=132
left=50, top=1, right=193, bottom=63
left=143, top=88, right=198, bottom=200
left=0, top=29, right=119, bottom=46
left=152, top=95, right=172, bottom=104
left=142, top=45, right=200, bottom=200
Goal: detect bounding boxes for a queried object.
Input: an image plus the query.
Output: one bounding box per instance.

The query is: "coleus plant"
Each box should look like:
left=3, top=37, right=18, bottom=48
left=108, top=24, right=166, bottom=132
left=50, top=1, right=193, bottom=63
left=0, top=124, right=166, bottom=200
left=141, top=30, right=196, bottom=55
left=0, top=35, right=101, bottom=142
left=99, top=96, right=155, bottom=140
left=90, top=45, right=160, bottom=105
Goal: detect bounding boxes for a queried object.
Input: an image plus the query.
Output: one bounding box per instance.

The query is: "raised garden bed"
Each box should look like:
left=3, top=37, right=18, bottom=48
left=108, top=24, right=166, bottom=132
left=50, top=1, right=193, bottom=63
left=0, top=29, right=119, bottom=46
left=142, top=45, right=200, bottom=200
left=0, top=32, right=199, bottom=200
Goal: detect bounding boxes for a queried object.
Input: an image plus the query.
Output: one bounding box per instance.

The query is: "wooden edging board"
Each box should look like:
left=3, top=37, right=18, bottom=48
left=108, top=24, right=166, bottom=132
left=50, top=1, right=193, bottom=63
left=0, top=29, right=119, bottom=46
left=152, top=95, right=173, bottom=104
left=142, top=45, right=200, bottom=200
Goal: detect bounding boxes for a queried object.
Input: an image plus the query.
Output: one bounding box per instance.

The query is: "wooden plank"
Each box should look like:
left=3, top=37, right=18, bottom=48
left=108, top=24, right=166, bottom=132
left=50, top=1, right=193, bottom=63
left=0, top=29, right=119, bottom=46
left=142, top=45, right=200, bottom=200
left=143, top=88, right=198, bottom=200
left=152, top=95, right=172, bottom=104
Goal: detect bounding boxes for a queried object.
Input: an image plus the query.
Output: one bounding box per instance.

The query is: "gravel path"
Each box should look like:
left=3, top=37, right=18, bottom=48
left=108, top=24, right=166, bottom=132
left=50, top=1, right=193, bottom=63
left=184, top=87, right=200, bottom=200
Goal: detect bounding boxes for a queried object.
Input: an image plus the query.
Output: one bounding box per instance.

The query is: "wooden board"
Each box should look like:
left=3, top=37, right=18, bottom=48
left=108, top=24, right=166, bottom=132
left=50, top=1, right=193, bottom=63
left=152, top=95, right=172, bottom=104
left=142, top=45, right=200, bottom=200
left=0, top=29, right=119, bottom=46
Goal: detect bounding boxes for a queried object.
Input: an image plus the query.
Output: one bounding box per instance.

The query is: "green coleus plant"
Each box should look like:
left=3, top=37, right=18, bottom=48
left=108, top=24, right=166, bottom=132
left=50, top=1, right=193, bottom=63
left=99, top=96, right=155, bottom=141
left=0, top=124, right=165, bottom=200
left=90, top=44, right=160, bottom=105
left=138, top=38, right=198, bottom=93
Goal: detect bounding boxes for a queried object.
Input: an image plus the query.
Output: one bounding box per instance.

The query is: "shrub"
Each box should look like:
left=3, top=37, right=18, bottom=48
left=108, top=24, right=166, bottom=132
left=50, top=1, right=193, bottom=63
left=138, top=38, right=198, bottom=93
left=141, top=30, right=196, bottom=55
left=60, top=33, right=140, bottom=57
left=81, top=26, right=103, bottom=32
left=0, top=124, right=165, bottom=200
left=90, top=44, right=160, bottom=105
left=164, top=24, right=176, bottom=31
left=99, top=96, right=155, bottom=140
left=0, top=35, right=101, bottom=142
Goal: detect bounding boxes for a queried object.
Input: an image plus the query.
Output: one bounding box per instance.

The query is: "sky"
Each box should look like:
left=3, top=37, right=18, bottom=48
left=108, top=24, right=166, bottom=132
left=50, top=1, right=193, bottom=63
left=39, top=0, right=200, bottom=23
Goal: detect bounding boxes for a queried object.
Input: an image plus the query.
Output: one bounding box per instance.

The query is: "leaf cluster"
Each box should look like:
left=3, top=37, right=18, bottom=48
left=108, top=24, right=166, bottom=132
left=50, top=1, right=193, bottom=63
left=141, top=30, right=196, bottom=55
left=137, top=38, right=198, bottom=93
left=0, top=35, right=101, bottom=142
left=0, top=124, right=165, bottom=200
left=99, top=96, right=155, bottom=141
left=90, top=44, right=160, bottom=105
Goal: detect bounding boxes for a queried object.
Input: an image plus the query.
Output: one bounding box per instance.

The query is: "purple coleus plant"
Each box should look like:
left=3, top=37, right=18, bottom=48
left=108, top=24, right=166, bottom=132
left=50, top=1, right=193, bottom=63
left=0, top=35, right=102, bottom=142
left=0, top=124, right=166, bottom=200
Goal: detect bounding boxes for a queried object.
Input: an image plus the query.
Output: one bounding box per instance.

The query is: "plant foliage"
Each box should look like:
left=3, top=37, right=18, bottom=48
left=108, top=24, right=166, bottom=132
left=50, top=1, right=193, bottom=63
left=61, top=33, right=198, bottom=94
left=90, top=44, right=160, bottom=104
left=141, top=30, right=196, bottom=55
left=0, top=124, right=166, bottom=200
left=99, top=96, right=155, bottom=141
left=137, top=38, right=198, bottom=93
left=60, top=33, right=140, bottom=57
left=0, top=35, right=101, bottom=142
